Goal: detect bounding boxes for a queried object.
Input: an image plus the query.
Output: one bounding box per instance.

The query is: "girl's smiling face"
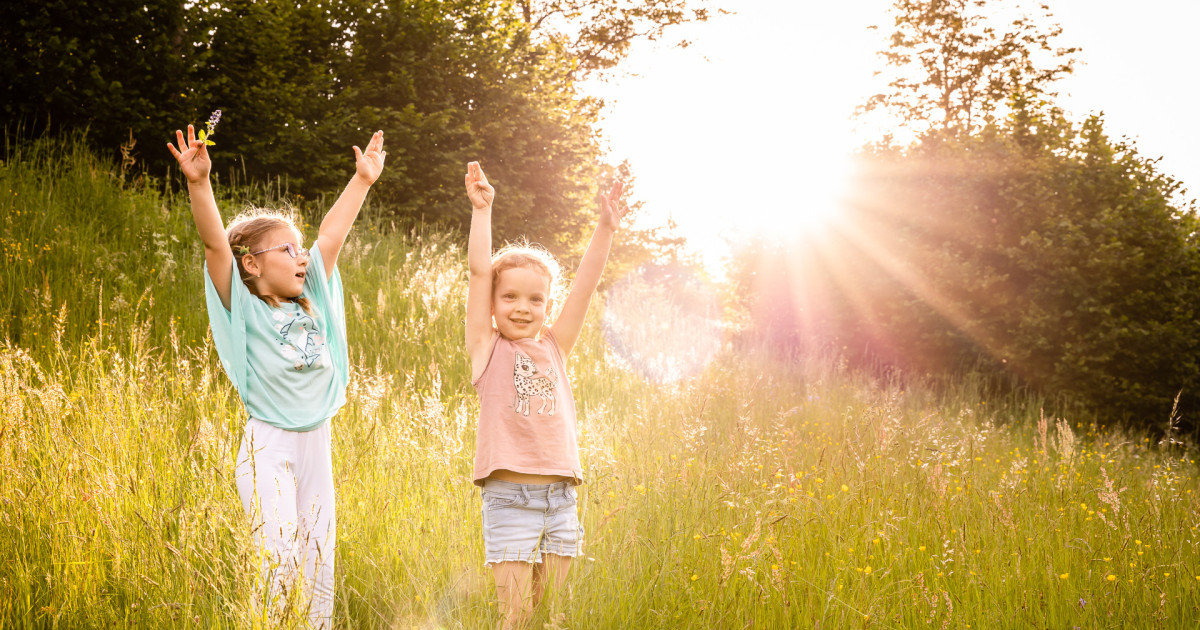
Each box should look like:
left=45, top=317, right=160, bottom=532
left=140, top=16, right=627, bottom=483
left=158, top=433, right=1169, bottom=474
left=492, top=266, right=553, bottom=340
left=245, top=226, right=309, bottom=301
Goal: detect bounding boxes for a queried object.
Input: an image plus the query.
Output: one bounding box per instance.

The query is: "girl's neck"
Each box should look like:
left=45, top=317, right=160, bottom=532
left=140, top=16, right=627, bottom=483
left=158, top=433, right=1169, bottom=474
left=499, top=328, right=543, bottom=343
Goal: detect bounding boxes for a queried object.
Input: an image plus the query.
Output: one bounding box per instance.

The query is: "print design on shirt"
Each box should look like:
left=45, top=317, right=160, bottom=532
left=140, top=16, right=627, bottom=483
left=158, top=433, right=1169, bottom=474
left=276, top=312, right=325, bottom=371
left=512, top=351, right=557, bottom=417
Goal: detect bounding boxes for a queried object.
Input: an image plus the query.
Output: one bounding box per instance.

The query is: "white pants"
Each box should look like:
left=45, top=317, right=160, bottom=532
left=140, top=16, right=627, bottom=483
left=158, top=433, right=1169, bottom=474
left=235, top=417, right=336, bottom=628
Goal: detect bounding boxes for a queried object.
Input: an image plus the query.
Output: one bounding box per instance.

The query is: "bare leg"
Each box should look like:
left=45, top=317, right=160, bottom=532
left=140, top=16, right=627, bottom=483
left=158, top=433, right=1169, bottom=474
left=531, top=554, right=572, bottom=609
left=492, top=561, right=534, bottom=630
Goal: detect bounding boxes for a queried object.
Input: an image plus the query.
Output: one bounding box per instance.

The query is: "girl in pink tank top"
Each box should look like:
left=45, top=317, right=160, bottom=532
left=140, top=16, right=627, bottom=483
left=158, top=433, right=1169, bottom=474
left=464, top=161, right=627, bottom=629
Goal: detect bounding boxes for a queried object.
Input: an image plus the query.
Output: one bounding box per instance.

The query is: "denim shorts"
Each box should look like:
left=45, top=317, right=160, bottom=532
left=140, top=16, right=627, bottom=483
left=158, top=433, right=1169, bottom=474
left=480, top=479, right=584, bottom=565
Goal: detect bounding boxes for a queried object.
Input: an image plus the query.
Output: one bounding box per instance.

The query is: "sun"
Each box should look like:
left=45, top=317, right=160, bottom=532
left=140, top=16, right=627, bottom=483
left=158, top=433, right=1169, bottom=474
left=577, top=0, right=883, bottom=268
left=745, top=147, right=855, bottom=237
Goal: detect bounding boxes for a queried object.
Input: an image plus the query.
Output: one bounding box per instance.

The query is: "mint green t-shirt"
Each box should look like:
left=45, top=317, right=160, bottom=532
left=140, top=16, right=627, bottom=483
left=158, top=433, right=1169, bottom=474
left=203, top=242, right=349, bottom=431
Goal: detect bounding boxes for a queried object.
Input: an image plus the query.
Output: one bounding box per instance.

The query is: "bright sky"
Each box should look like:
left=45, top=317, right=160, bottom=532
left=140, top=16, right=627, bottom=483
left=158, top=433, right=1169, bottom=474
left=583, top=0, right=1200, bottom=269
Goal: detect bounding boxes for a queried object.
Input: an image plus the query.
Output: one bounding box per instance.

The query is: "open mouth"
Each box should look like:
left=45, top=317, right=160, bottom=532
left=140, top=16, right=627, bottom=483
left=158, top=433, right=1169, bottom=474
left=295, top=271, right=306, bottom=280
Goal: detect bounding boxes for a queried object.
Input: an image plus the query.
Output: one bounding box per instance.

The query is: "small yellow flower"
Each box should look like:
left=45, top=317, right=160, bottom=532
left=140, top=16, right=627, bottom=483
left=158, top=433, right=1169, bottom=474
left=1059, top=573, right=1069, bottom=580
left=690, top=574, right=698, bottom=581
left=1106, top=574, right=1117, bottom=582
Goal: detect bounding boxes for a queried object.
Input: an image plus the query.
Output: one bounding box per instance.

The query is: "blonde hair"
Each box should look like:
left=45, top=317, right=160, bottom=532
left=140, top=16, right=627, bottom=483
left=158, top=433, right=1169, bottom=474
left=226, top=208, right=314, bottom=314
left=491, top=242, right=564, bottom=318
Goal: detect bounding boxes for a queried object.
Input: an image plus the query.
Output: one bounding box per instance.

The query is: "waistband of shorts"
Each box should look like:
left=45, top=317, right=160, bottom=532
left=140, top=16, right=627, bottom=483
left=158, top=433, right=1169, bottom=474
left=481, top=478, right=574, bottom=495
left=247, top=416, right=332, bottom=433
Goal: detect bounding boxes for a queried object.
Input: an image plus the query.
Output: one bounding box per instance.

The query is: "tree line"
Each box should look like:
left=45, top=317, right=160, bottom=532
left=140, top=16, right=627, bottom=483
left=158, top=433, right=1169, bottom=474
left=0, top=0, right=713, bottom=260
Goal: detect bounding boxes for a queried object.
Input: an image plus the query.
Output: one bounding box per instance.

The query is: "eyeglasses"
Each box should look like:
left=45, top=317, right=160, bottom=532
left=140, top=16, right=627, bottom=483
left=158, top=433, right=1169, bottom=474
left=250, top=242, right=309, bottom=258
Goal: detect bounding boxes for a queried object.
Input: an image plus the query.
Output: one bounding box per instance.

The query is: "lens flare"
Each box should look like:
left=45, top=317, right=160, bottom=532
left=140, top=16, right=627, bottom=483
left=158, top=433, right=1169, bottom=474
left=602, top=263, right=723, bottom=383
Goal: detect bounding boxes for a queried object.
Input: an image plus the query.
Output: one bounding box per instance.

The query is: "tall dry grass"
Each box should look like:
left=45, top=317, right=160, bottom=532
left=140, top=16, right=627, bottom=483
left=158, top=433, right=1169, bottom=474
left=2, top=136, right=1199, bottom=628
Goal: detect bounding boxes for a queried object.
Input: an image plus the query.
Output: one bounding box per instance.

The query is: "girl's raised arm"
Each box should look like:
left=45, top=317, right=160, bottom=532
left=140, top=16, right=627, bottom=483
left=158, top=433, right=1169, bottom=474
left=551, top=181, right=626, bottom=359
left=317, top=131, right=386, bottom=279
left=168, top=125, right=233, bottom=309
left=465, top=162, right=497, bottom=378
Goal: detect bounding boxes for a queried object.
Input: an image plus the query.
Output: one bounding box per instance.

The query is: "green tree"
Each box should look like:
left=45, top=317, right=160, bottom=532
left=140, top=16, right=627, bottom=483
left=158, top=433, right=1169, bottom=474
left=0, top=0, right=193, bottom=157
left=182, top=0, right=364, bottom=192
left=516, top=0, right=723, bottom=78
left=323, top=0, right=597, bottom=253
left=834, top=108, right=1200, bottom=425
left=860, top=0, right=1078, bottom=137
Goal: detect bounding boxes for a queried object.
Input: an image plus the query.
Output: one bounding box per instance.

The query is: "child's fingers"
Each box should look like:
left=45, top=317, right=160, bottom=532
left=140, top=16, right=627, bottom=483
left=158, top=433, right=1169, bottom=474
left=170, top=130, right=185, bottom=155
left=610, top=180, right=624, bottom=200
left=186, top=124, right=196, bottom=144
left=167, top=142, right=181, bottom=160
left=353, top=146, right=363, bottom=161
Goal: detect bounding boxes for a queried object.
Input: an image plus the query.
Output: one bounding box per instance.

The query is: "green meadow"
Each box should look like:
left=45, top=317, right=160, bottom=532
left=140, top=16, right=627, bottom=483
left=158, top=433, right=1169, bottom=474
left=3, top=138, right=1200, bottom=628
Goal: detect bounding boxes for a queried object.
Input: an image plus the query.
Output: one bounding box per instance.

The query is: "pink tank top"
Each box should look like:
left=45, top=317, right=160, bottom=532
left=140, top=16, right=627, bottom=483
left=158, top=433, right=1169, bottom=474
left=472, top=329, right=582, bottom=485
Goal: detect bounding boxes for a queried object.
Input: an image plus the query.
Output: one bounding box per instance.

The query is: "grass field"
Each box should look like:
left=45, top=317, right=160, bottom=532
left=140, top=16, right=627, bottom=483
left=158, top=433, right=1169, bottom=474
left=2, top=138, right=1199, bottom=628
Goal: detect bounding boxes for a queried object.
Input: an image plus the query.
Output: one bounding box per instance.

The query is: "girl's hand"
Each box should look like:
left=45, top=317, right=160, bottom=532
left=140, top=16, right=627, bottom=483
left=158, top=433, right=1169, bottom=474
left=465, top=161, right=495, bottom=210
left=599, top=180, right=628, bottom=231
left=353, top=130, right=387, bottom=184
left=167, top=125, right=212, bottom=184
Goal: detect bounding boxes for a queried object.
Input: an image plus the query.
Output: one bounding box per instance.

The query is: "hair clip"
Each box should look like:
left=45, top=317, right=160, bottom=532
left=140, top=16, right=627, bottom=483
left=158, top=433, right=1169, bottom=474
left=232, top=245, right=251, bottom=255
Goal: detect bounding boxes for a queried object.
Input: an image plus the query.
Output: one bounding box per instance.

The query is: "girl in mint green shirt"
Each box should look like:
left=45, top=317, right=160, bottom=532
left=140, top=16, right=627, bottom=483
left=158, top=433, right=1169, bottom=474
left=169, top=124, right=386, bottom=627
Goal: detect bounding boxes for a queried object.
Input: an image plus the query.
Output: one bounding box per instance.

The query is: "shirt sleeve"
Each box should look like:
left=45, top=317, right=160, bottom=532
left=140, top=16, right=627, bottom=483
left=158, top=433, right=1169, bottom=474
left=303, top=241, right=349, bottom=390
left=543, top=328, right=566, bottom=364
left=203, top=256, right=248, bottom=392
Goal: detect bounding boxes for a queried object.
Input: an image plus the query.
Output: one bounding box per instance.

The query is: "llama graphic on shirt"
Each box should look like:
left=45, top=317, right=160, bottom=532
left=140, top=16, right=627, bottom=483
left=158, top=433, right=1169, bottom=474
left=512, top=351, right=557, bottom=416
left=278, top=313, right=325, bottom=371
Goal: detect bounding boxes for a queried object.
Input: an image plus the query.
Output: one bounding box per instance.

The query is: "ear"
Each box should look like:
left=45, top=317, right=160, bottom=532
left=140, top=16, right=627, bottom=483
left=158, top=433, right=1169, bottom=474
left=242, top=253, right=261, bottom=277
